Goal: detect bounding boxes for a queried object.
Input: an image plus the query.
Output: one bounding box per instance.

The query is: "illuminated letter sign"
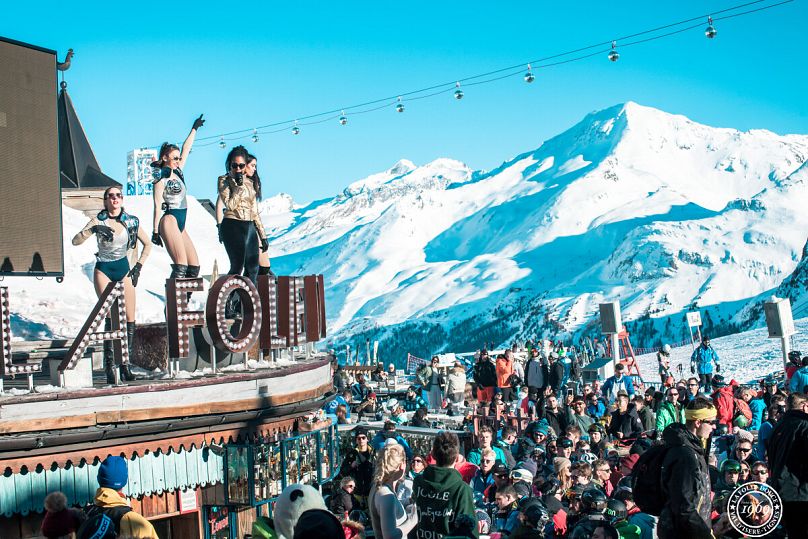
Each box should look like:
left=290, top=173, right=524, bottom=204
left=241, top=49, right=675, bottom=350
left=277, top=276, right=308, bottom=347
left=304, top=275, right=327, bottom=341
left=166, top=278, right=205, bottom=358
left=59, top=281, right=127, bottom=371
left=257, top=274, right=285, bottom=350
left=206, top=275, right=262, bottom=353
left=1, top=287, right=42, bottom=377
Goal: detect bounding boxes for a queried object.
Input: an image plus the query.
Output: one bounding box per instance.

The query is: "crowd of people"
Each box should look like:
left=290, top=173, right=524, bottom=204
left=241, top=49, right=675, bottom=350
left=320, top=340, right=808, bottom=539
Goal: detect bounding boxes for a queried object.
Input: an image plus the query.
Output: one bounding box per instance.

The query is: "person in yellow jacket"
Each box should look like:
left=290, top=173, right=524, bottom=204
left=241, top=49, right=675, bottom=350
left=79, top=455, right=158, bottom=539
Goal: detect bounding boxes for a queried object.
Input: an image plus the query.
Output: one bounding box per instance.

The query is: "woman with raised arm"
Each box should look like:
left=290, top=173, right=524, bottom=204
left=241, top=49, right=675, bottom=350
left=73, top=186, right=152, bottom=383
left=151, top=114, right=204, bottom=280
left=245, top=153, right=273, bottom=276
left=216, top=146, right=269, bottom=288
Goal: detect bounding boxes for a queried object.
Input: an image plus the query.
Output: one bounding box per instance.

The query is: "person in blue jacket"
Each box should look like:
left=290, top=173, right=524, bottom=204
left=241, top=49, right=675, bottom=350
left=789, top=356, right=808, bottom=393
left=324, top=389, right=352, bottom=419
left=370, top=421, right=413, bottom=459
left=690, top=336, right=720, bottom=390
left=601, top=363, right=635, bottom=404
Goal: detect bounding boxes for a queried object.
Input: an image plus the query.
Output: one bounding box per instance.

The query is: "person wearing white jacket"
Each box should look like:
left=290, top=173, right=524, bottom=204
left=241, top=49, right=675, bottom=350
left=369, top=441, right=418, bottom=539
left=446, top=362, right=467, bottom=405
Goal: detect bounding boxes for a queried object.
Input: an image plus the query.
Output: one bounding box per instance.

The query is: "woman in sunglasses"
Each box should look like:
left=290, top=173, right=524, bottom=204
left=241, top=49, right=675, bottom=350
left=245, top=153, right=273, bottom=276
left=73, top=187, right=152, bottom=383
left=216, top=146, right=268, bottom=289
left=150, top=114, right=204, bottom=279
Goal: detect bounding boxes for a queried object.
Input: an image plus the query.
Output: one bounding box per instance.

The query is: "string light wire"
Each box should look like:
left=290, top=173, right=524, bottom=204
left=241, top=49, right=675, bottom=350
left=169, top=0, right=794, bottom=148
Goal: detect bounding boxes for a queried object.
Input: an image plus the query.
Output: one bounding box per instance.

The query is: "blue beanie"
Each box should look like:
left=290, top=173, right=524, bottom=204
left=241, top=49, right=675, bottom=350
left=98, top=456, right=128, bottom=490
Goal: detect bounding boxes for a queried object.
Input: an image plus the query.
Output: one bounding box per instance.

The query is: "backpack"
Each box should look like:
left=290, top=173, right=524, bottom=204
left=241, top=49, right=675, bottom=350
left=77, top=505, right=132, bottom=539
left=630, top=443, right=671, bottom=516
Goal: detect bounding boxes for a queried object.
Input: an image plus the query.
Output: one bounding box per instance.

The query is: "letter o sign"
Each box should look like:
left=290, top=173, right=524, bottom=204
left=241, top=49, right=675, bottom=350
left=206, top=275, right=263, bottom=353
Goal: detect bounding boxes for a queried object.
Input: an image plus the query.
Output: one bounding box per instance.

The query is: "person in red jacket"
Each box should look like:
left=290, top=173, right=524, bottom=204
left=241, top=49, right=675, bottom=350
left=496, top=353, right=514, bottom=402
left=711, top=375, right=736, bottom=431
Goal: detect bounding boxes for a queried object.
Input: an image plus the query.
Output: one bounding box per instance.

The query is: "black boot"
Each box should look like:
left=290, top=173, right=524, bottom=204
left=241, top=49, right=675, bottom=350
left=258, top=266, right=275, bottom=277
left=104, top=342, right=117, bottom=385
left=170, top=264, right=189, bottom=279
left=120, top=322, right=136, bottom=381
left=186, top=265, right=200, bottom=278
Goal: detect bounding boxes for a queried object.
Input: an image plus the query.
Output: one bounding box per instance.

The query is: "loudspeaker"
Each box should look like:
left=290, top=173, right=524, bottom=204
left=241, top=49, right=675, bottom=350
left=0, top=37, right=62, bottom=276
left=599, top=302, right=622, bottom=334
left=764, top=297, right=795, bottom=338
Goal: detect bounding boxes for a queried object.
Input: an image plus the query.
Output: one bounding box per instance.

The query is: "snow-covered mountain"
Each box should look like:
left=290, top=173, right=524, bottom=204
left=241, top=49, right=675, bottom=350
left=263, top=102, right=808, bottom=360
left=6, top=102, right=807, bottom=366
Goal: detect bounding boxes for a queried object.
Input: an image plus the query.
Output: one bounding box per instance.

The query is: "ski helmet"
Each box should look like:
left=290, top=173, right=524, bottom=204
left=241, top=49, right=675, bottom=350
left=662, top=344, right=672, bottom=354
left=721, top=459, right=742, bottom=474
left=733, top=414, right=750, bottom=428
left=523, top=503, right=550, bottom=529
left=579, top=452, right=598, bottom=465
left=605, top=498, right=628, bottom=523
left=788, top=350, right=802, bottom=366
left=580, top=488, right=608, bottom=513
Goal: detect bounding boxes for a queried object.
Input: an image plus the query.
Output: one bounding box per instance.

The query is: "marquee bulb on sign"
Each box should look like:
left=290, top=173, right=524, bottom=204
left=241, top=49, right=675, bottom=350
left=608, top=41, right=619, bottom=62
left=524, top=64, right=535, bottom=83
left=454, top=81, right=464, bottom=100
left=705, top=17, right=717, bottom=39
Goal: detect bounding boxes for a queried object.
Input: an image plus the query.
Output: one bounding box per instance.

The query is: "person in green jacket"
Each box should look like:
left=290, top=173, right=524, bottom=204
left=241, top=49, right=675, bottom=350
left=655, top=387, right=685, bottom=434
left=412, top=431, right=479, bottom=538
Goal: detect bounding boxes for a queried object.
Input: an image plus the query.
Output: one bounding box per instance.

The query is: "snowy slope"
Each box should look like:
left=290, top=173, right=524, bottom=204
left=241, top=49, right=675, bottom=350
left=6, top=103, right=808, bottom=364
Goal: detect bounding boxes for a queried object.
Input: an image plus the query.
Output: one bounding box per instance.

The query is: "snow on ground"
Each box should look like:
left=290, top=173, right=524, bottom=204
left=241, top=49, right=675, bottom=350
left=634, top=317, right=808, bottom=385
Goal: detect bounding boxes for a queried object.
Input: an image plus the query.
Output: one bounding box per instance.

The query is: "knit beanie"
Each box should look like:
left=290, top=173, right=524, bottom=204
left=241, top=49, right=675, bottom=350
left=97, top=456, right=128, bottom=490
left=293, top=509, right=343, bottom=539
left=41, top=492, right=83, bottom=539
left=274, top=484, right=327, bottom=539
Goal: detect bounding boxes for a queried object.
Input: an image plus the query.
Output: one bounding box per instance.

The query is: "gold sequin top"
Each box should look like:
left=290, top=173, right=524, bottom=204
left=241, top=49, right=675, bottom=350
left=217, top=174, right=266, bottom=240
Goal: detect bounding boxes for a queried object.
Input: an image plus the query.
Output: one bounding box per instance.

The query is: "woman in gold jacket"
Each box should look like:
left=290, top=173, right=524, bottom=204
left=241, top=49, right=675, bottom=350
left=216, top=145, right=268, bottom=288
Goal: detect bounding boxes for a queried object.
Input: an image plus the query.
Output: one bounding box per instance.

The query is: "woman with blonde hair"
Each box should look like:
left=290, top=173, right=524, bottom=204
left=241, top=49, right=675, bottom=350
left=554, top=456, right=573, bottom=492
left=368, top=442, right=417, bottom=539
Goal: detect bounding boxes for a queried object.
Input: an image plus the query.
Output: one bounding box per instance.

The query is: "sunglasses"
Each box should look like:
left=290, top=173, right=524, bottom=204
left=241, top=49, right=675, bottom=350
left=751, top=469, right=768, bottom=475
left=737, top=447, right=752, bottom=453
left=230, top=162, right=246, bottom=170
left=495, top=473, right=508, bottom=478
left=356, top=435, right=367, bottom=440
left=413, top=458, right=424, bottom=463
left=688, top=383, right=699, bottom=387
left=703, top=419, right=718, bottom=425
left=668, top=393, right=678, bottom=397
left=105, top=193, right=123, bottom=200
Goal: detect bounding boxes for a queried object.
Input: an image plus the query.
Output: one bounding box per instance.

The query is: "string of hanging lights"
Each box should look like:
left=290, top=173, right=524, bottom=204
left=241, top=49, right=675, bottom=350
left=188, top=0, right=793, bottom=149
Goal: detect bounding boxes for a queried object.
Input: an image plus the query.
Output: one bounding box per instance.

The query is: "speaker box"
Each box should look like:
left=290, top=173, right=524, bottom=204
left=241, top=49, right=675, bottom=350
left=0, top=37, right=62, bottom=276
left=764, top=298, right=795, bottom=338
left=599, top=302, right=622, bottom=334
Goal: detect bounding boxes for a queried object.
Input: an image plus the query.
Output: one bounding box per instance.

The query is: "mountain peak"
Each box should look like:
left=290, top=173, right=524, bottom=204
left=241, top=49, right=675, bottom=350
left=389, top=159, right=416, bottom=175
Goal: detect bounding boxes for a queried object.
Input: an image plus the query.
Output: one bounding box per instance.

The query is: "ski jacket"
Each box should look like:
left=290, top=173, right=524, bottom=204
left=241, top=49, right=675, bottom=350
left=402, top=394, right=428, bottom=412
left=655, top=401, right=683, bottom=433
left=93, top=488, right=158, bottom=539
left=601, top=375, right=635, bottom=402
left=767, top=409, right=808, bottom=503
left=690, top=345, right=718, bottom=375
left=789, top=366, right=808, bottom=394
left=608, top=408, right=643, bottom=439
left=658, top=424, right=712, bottom=539
left=323, top=395, right=351, bottom=419
left=474, top=359, right=497, bottom=388
left=586, top=400, right=607, bottom=419
left=749, top=396, right=766, bottom=431
left=712, top=386, right=735, bottom=429
left=637, top=407, right=656, bottom=432
left=340, top=448, right=375, bottom=498
left=496, top=357, right=514, bottom=388
left=446, top=369, right=467, bottom=396
left=524, top=357, right=548, bottom=390
left=468, top=468, right=495, bottom=496
left=548, top=362, right=565, bottom=391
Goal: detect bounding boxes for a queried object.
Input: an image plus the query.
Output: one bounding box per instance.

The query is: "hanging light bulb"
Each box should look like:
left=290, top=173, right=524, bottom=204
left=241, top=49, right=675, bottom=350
left=705, top=16, right=717, bottom=39
left=292, top=120, right=300, bottom=135
left=454, top=81, right=464, bottom=100
left=395, top=97, right=405, bottom=113
left=339, top=110, right=348, bottom=125
left=252, top=129, right=259, bottom=143
left=608, top=41, right=620, bottom=62
left=218, top=137, right=226, bottom=149
left=524, top=64, right=535, bottom=83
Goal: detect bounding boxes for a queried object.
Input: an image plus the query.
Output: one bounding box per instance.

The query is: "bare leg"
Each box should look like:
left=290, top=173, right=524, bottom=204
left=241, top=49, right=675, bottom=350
left=181, top=229, right=199, bottom=267
left=123, top=277, right=136, bottom=322
left=258, top=249, right=271, bottom=269
left=160, top=215, right=187, bottom=265
left=93, top=268, right=111, bottom=297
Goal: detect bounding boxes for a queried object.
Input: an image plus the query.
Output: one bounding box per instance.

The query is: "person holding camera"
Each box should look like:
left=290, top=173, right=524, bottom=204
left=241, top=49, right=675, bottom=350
left=216, top=145, right=269, bottom=290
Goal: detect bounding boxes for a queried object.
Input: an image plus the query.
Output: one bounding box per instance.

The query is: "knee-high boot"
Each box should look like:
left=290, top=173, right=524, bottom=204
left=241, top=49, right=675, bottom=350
left=170, top=264, right=188, bottom=279
left=120, top=322, right=136, bottom=381
left=103, top=319, right=117, bottom=384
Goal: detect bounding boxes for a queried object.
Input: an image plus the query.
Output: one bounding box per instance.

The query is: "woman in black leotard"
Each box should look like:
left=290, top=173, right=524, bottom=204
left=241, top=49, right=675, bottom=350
left=73, top=186, right=151, bottom=383
left=150, top=115, right=204, bottom=280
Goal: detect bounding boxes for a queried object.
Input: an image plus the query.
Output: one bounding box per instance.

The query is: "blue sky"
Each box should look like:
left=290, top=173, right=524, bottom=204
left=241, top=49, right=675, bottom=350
left=3, top=1, right=806, bottom=203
